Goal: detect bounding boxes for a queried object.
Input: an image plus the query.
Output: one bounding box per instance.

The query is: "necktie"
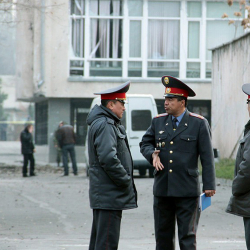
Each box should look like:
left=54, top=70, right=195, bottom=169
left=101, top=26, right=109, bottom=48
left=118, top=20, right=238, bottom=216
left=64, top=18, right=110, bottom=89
left=172, top=117, right=178, bottom=130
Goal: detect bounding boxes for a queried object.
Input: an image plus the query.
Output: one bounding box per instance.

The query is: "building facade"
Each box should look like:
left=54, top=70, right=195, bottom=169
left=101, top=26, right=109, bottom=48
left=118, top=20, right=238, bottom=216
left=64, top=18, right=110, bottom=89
left=15, top=0, right=245, bottom=162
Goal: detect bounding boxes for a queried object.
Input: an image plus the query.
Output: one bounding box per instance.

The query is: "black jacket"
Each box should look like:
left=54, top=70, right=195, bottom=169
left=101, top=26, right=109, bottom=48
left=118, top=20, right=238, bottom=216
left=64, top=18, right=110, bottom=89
left=86, top=104, right=137, bottom=210
left=140, top=110, right=216, bottom=197
left=226, top=124, right=250, bottom=218
left=20, top=127, right=34, bottom=154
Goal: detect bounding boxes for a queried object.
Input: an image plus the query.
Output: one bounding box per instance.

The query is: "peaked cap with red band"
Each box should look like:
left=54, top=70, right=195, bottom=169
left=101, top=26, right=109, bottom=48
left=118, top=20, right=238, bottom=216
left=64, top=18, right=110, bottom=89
left=94, top=81, right=130, bottom=101
left=242, top=83, right=250, bottom=100
left=161, top=76, right=196, bottom=98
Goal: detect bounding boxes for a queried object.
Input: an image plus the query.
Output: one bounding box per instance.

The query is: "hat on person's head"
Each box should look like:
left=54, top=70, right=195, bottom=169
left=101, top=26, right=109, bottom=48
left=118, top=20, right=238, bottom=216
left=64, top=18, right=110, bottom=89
left=242, top=83, right=250, bottom=102
left=94, top=81, right=130, bottom=103
left=161, top=76, right=196, bottom=98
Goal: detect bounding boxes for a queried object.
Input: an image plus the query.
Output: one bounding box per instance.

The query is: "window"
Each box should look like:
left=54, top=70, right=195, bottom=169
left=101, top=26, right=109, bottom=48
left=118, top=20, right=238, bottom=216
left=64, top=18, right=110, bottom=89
left=147, top=1, right=180, bottom=77
left=69, top=0, right=246, bottom=80
left=132, top=110, right=152, bottom=131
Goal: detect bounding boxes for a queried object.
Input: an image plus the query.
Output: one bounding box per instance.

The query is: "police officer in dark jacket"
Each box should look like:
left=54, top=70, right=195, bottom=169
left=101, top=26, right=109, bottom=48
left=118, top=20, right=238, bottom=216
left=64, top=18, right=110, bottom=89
left=86, top=81, right=137, bottom=250
left=20, top=124, right=36, bottom=177
left=226, top=83, right=250, bottom=250
left=140, top=76, right=216, bottom=250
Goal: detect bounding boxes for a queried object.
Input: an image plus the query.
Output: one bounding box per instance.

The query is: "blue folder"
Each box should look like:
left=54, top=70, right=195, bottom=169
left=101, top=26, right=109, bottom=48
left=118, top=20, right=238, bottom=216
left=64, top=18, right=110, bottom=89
left=199, top=193, right=211, bottom=211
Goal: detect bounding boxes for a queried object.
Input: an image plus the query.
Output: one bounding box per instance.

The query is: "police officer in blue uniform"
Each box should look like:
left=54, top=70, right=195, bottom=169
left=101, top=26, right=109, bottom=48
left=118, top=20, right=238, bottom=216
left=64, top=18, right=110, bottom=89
left=140, top=76, right=216, bottom=250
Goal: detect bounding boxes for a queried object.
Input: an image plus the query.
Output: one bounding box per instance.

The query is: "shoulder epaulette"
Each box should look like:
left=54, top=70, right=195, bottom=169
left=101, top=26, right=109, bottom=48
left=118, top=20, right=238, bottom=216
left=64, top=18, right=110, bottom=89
left=189, top=112, right=204, bottom=120
left=154, top=113, right=168, bottom=119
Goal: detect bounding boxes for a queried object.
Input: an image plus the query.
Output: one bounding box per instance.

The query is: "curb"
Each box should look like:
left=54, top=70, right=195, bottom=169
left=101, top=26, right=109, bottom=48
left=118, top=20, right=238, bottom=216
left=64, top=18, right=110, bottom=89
left=0, top=164, right=87, bottom=174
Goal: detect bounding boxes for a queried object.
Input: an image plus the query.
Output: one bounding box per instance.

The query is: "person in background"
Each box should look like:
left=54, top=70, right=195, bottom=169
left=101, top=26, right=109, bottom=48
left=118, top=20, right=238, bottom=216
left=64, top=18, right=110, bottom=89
left=20, top=124, right=36, bottom=177
left=56, top=121, right=78, bottom=176
left=226, top=83, right=250, bottom=250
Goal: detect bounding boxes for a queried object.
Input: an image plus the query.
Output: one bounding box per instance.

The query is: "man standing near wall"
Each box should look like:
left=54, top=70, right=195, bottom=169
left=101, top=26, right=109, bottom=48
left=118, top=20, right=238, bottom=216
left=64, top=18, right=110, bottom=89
left=86, top=81, right=137, bottom=250
left=226, top=83, right=250, bottom=250
left=20, top=124, right=36, bottom=177
left=56, top=121, right=78, bottom=176
left=140, top=76, right=216, bottom=250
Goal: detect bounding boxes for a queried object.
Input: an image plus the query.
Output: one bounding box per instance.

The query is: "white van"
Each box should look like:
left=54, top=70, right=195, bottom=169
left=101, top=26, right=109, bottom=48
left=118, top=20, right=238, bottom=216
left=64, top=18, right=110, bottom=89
left=85, top=94, right=158, bottom=177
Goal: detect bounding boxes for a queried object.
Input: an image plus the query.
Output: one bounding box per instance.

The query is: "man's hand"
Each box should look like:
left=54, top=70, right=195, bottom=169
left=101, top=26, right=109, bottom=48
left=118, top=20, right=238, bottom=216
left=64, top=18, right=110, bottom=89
left=204, top=190, right=216, bottom=197
left=152, top=150, right=164, bottom=171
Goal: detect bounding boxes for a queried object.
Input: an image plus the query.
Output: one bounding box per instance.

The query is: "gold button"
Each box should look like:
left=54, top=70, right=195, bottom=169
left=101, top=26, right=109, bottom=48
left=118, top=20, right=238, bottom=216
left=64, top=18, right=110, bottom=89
left=170, top=141, right=173, bottom=144
left=169, top=169, right=172, bottom=173
left=170, top=151, right=173, bottom=154
left=169, top=160, right=173, bottom=163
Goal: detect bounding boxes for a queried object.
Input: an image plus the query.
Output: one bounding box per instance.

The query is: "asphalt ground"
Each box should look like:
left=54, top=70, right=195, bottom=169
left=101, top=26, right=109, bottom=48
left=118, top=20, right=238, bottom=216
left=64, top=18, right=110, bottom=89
left=0, top=168, right=247, bottom=250
left=0, top=141, right=247, bottom=250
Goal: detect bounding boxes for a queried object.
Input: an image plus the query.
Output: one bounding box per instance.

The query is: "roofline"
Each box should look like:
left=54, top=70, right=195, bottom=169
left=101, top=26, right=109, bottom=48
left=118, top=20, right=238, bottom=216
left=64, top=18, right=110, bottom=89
left=210, top=31, right=250, bottom=51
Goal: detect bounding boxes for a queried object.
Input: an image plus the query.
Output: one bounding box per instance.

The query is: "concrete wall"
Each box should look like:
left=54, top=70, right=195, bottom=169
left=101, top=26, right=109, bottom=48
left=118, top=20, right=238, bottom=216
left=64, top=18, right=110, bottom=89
left=212, top=33, right=250, bottom=158
left=16, top=0, right=36, bottom=101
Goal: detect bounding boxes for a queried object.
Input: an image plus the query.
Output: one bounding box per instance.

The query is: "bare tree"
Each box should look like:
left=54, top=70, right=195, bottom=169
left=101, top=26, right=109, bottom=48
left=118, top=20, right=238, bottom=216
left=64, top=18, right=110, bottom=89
left=222, top=0, right=250, bottom=38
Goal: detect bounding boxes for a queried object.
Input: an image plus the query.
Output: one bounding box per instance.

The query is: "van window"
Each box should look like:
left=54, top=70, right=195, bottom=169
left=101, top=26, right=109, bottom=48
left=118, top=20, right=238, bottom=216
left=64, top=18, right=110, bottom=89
left=121, top=111, right=126, bottom=130
left=132, top=110, right=151, bottom=131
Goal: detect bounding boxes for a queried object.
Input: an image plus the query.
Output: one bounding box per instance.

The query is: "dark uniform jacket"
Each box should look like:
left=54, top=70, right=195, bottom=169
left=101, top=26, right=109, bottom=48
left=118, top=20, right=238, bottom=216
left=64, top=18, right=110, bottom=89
left=140, top=109, right=216, bottom=197
left=56, top=125, right=76, bottom=148
left=226, top=121, right=250, bottom=217
left=20, top=127, right=34, bottom=155
left=86, top=104, right=137, bottom=210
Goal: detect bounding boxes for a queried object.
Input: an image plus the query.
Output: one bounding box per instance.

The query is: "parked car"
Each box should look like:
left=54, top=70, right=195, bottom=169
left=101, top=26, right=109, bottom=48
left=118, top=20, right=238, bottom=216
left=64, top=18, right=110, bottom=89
left=85, top=94, right=158, bottom=177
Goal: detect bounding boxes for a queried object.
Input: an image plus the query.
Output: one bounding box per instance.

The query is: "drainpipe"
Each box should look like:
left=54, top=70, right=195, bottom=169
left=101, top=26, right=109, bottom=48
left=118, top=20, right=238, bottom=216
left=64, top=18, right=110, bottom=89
left=38, top=0, right=45, bottom=88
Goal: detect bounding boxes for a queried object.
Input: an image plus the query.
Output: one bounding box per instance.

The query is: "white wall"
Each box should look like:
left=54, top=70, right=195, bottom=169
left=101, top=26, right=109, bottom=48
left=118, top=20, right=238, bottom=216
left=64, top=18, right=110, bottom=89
left=212, top=33, right=250, bottom=158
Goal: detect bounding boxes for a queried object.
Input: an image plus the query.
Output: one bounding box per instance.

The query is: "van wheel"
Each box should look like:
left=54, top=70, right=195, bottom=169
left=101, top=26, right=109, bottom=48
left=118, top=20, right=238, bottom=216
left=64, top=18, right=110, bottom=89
left=149, top=168, right=154, bottom=178
left=139, top=168, right=146, bottom=177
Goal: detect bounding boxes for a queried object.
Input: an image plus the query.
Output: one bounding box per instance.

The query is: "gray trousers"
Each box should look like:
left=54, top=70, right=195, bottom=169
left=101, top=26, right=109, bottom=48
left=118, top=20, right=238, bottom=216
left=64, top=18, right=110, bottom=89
left=89, top=209, right=122, bottom=250
left=244, top=217, right=250, bottom=250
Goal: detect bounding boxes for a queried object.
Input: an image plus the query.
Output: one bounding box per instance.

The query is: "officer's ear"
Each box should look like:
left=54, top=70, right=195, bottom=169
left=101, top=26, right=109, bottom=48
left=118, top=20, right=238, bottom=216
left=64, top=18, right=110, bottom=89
left=106, top=100, right=115, bottom=110
left=180, top=99, right=185, bottom=107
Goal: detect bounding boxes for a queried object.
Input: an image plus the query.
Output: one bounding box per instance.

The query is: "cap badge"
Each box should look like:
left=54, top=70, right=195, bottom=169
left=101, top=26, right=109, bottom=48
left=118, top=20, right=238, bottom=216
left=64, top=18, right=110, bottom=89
left=164, top=77, right=169, bottom=84
left=166, top=88, right=171, bottom=94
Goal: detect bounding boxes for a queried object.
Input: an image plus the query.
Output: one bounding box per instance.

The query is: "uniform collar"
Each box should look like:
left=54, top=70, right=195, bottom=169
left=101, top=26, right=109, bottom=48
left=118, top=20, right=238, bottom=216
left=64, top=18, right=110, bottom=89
left=171, top=109, right=187, bottom=123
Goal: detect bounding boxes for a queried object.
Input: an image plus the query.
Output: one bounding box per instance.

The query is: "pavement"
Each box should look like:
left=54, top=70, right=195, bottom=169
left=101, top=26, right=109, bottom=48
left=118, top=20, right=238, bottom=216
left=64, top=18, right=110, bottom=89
left=0, top=141, right=248, bottom=250
left=0, top=141, right=86, bottom=169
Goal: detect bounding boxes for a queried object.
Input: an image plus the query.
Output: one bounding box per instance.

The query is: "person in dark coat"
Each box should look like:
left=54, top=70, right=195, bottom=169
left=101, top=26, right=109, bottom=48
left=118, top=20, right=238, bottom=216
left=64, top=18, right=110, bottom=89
left=86, top=81, right=137, bottom=250
left=226, top=83, right=250, bottom=250
left=140, top=76, right=216, bottom=250
left=20, top=124, right=36, bottom=177
left=56, top=121, right=78, bottom=176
